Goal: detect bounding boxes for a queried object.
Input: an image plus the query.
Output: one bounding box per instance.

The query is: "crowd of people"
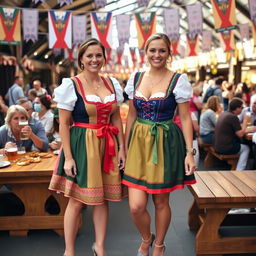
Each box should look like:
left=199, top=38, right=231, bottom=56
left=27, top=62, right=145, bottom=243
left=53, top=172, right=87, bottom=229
left=1, top=33, right=255, bottom=256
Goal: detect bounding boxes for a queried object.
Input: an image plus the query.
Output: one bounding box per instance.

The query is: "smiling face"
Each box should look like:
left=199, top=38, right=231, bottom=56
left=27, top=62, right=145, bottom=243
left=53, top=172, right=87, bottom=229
left=80, top=45, right=105, bottom=73
left=146, top=39, right=170, bottom=69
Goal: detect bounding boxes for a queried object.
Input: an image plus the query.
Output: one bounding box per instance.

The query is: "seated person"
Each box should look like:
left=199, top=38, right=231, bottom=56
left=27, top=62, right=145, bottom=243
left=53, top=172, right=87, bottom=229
left=238, top=94, right=256, bottom=126
left=199, top=96, right=221, bottom=144
left=214, top=97, right=255, bottom=170
left=32, top=94, right=54, bottom=137
left=16, top=98, right=49, bottom=152
left=48, top=108, right=61, bottom=150
left=0, top=105, right=48, bottom=153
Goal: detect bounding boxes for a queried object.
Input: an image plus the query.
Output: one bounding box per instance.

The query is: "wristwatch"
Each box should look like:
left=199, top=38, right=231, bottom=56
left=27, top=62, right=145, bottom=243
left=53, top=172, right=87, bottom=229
left=186, top=147, right=197, bottom=155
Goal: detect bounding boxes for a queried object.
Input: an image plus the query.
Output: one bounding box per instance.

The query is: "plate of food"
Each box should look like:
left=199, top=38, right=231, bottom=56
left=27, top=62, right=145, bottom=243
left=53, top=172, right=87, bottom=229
left=0, top=161, right=11, bottom=168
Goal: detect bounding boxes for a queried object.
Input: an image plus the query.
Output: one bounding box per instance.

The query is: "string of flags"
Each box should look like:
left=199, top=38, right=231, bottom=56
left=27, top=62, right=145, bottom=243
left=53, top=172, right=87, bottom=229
left=0, top=0, right=255, bottom=71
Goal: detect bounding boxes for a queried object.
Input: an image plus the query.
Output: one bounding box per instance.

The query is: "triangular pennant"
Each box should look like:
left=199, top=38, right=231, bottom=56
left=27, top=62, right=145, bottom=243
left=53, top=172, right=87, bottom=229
left=187, top=33, right=199, bottom=56
left=220, top=30, right=235, bottom=52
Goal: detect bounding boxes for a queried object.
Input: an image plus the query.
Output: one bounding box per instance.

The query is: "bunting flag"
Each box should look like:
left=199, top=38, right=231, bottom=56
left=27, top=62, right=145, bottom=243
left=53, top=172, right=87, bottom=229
left=91, top=12, right=113, bottom=49
left=116, top=46, right=123, bottom=65
left=238, top=24, right=249, bottom=41
left=94, top=0, right=107, bottom=8
left=250, top=21, right=256, bottom=46
left=130, top=47, right=137, bottom=66
left=73, top=15, right=87, bottom=46
left=171, top=39, right=179, bottom=55
left=186, top=3, right=203, bottom=37
left=116, top=14, right=131, bottom=48
left=106, top=48, right=112, bottom=64
left=219, top=30, right=235, bottom=52
left=58, top=0, right=73, bottom=7
left=186, top=34, right=199, bottom=56
left=64, top=48, right=74, bottom=61
left=249, top=0, right=256, bottom=27
left=139, top=49, right=145, bottom=65
left=202, top=30, right=212, bottom=52
left=164, top=8, right=180, bottom=41
left=0, top=7, right=21, bottom=45
left=135, top=12, right=156, bottom=49
left=210, top=0, right=237, bottom=32
left=48, top=11, right=72, bottom=49
left=22, top=9, right=38, bottom=43
left=138, top=0, right=149, bottom=7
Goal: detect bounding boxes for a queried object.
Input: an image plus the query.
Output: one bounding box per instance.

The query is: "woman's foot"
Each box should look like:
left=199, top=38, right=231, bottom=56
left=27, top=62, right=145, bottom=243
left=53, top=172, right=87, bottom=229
left=152, top=243, right=166, bottom=256
left=92, top=243, right=106, bottom=256
left=137, top=233, right=155, bottom=256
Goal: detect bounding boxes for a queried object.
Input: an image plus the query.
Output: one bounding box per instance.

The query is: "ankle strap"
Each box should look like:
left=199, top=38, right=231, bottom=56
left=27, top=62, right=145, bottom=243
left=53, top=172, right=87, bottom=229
left=154, top=242, right=165, bottom=248
left=141, top=233, right=153, bottom=244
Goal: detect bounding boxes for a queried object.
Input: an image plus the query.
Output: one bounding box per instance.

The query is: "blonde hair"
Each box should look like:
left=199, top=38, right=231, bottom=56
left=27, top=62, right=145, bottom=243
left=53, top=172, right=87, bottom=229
left=206, top=96, right=220, bottom=112
left=78, top=38, right=106, bottom=70
left=144, top=33, right=172, bottom=56
left=5, top=105, right=29, bottom=128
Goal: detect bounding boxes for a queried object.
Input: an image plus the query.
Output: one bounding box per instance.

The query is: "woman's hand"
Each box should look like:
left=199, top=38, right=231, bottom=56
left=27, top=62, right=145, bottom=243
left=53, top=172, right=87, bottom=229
left=64, top=158, right=77, bottom=177
left=5, top=141, right=17, bottom=149
left=185, top=153, right=197, bottom=176
left=21, top=125, right=33, bottom=139
left=49, top=141, right=58, bottom=150
left=118, top=147, right=126, bottom=170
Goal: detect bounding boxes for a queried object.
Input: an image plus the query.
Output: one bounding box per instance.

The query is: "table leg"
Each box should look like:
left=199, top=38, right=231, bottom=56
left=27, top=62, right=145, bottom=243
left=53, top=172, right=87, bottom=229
left=188, top=199, right=203, bottom=231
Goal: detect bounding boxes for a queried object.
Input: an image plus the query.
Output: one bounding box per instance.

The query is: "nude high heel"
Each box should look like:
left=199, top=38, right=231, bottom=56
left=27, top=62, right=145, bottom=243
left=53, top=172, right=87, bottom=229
left=137, top=233, right=155, bottom=256
left=154, top=242, right=166, bottom=256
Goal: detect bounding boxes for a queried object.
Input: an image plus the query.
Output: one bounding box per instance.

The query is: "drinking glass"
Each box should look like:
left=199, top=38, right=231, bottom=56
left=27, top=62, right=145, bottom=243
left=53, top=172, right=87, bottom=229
left=6, top=146, right=18, bottom=162
left=19, top=121, right=29, bottom=140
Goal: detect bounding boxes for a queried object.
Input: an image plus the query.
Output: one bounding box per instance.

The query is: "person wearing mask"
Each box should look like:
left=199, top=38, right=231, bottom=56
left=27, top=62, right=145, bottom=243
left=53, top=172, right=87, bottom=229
left=32, top=94, right=54, bottom=137
left=5, top=76, right=25, bottom=106
left=123, top=33, right=196, bottom=256
left=49, top=38, right=125, bottom=256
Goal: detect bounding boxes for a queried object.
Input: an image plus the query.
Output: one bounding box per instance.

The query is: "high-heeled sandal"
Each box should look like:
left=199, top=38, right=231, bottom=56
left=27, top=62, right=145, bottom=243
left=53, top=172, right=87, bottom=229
left=92, top=243, right=97, bottom=256
left=154, top=243, right=166, bottom=256
left=137, top=233, right=156, bottom=256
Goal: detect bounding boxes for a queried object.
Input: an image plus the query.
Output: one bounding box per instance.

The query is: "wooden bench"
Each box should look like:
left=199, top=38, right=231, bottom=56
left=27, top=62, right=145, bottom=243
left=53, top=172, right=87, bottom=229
left=188, top=171, right=256, bottom=255
left=204, top=146, right=239, bottom=170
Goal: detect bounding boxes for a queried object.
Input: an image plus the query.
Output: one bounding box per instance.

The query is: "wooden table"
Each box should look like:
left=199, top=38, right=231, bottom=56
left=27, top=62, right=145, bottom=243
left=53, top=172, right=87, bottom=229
left=0, top=154, right=68, bottom=236
left=188, top=171, right=256, bottom=256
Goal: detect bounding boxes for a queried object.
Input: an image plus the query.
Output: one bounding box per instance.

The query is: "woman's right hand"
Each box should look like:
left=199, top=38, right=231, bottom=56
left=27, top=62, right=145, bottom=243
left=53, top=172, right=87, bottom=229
left=64, top=158, right=77, bottom=177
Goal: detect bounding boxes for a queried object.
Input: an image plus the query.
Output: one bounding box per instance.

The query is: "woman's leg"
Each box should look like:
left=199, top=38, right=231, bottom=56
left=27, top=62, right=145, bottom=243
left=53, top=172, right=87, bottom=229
left=152, top=193, right=171, bottom=256
left=92, top=201, right=109, bottom=256
left=64, top=198, right=84, bottom=256
left=129, top=187, right=152, bottom=255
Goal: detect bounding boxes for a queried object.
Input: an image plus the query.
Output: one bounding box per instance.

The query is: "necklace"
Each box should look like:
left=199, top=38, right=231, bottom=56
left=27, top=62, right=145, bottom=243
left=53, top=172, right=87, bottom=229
left=83, top=75, right=102, bottom=91
left=146, top=69, right=168, bottom=88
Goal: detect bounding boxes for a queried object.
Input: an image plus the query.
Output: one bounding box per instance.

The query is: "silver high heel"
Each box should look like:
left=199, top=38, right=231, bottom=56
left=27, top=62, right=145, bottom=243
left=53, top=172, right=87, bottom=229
left=92, top=243, right=97, bottom=256
left=137, top=233, right=155, bottom=256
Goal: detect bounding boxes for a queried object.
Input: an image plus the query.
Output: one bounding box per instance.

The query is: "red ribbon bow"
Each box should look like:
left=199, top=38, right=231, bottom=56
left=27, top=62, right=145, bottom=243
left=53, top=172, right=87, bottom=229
left=96, top=125, right=119, bottom=174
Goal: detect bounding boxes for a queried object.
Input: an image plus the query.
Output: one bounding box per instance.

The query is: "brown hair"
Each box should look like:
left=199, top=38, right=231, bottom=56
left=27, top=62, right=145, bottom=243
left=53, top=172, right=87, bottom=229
left=144, top=33, right=172, bottom=56
left=206, top=95, right=220, bottom=112
left=78, top=38, right=106, bottom=70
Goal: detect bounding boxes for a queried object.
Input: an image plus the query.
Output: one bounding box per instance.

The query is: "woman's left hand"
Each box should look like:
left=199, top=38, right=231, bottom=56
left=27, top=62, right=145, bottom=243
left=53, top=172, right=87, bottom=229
left=118, top=147, right=126, bottom=170
left=185, top=153, right=197, bottom=175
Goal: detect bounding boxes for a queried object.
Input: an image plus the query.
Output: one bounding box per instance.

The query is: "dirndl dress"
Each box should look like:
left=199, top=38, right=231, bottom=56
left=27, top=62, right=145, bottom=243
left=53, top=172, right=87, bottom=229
left=49, top=76, right=123, bottom=205
left=122, top=72, right=196, bottom=194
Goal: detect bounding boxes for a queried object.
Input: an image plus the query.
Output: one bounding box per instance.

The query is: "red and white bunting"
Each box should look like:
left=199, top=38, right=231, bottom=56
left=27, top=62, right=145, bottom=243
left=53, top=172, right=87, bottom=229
left=186, top=3, right=203, bottom=37
left=48, top=10, right=72, bottom=49
left=22, top=9, right=38, bottom=43
left=238, top=23, right=250, bottom=41
left=220, top=30, right=235, bottom=52
left=187, top=34, right=199, bottom=56
left=91, top=12, right=113, bottom=49
left=129, top=47, right=137, bottom=66
left=116, top=14, right=131, bottom=48
left=201, top=30, right=212, bottom=52
left=73, top=15, right=87, bottom=46
left=164, top=8, right=180, bottom=41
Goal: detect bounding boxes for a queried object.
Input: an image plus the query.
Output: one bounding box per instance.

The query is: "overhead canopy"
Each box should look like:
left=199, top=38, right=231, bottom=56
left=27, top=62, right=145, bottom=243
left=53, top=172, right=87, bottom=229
left=0, top=0, right=252, bottom=64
